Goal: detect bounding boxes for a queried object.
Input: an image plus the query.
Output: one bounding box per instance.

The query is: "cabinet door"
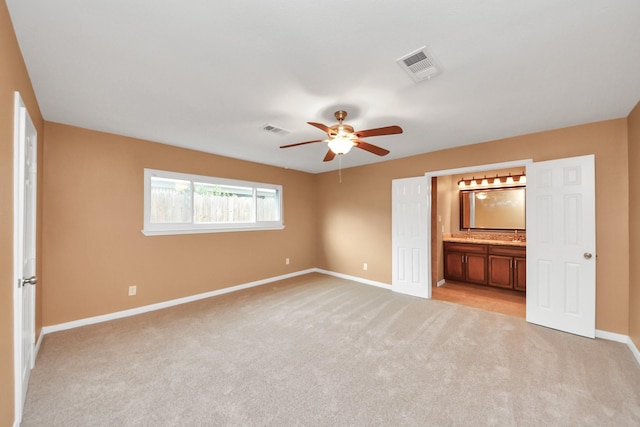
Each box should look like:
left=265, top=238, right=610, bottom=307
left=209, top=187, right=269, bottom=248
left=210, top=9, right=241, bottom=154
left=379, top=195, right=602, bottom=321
left=444, top=251, right=465, bottom=282
left=488, top=255, right=513, bottom=289
left=513, top=257, right=527, bottom=291
left=466, top=253, right=488, bottom=285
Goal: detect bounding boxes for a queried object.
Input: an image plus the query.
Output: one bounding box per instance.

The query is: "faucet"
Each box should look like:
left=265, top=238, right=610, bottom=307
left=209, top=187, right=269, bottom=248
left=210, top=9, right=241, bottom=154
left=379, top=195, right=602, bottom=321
left=467, top=228, right=472, bottom=239
left=513, top=230, right=519, bottom=242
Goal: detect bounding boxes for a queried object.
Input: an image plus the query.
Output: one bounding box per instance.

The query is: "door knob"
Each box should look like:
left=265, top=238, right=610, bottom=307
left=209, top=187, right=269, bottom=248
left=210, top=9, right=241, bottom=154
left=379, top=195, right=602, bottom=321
left=583, top=253, right=593, bottom=260
left=21, top=276, right=37, bottom=286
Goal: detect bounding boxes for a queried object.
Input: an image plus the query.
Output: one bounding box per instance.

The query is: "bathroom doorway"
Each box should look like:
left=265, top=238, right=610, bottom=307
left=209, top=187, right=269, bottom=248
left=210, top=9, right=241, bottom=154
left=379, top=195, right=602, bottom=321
left=429, top=163, right=528, bottom=318
left=393, top=155, right=595, bottom=336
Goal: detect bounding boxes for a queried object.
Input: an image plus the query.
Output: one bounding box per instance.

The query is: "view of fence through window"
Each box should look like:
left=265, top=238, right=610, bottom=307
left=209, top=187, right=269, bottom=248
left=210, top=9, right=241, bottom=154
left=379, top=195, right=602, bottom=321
left=150, top=177, right=279, bottom=224
left=150, top=177, right=192, bottom=223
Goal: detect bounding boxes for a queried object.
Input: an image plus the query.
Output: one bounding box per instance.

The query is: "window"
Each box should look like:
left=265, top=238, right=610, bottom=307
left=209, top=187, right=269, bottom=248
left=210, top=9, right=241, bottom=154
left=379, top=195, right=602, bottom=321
left=143, top=169, right=283, bottom=235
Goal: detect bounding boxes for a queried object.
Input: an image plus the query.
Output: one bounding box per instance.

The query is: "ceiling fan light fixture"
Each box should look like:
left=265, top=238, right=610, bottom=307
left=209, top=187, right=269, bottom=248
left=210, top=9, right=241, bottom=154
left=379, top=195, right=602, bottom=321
left=327, top=136, right=355, bottom=155
left=280, top=110, right=401, bottom=161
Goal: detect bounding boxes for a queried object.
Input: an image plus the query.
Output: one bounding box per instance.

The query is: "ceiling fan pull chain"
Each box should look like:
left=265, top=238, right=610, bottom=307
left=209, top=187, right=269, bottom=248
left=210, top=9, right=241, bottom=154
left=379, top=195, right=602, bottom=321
left=339, top=156, right=343, bottom=183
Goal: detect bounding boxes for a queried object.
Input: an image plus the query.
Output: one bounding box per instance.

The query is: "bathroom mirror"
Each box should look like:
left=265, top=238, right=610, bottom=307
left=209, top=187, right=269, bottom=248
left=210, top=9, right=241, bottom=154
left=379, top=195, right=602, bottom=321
left=460, top=187, right=526, bottom=230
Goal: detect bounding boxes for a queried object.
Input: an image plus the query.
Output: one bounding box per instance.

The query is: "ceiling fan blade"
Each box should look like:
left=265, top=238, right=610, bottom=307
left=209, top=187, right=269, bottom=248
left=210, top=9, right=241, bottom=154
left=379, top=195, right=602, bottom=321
left=323, top=149, right=336, bottom=162
left=308, top=122, right=334, bottom=135
left=355, top=125, right=403, bottom=138
left=355, top=140, right=390, bottom=156
left=279, top=139, right=324, bottom=149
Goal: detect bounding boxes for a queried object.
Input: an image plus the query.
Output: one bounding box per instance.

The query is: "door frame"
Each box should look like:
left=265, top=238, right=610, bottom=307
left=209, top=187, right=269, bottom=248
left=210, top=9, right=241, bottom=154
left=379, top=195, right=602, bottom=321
left=13, top=91, right=37, bottom=423
left=424, top=159, right=533, bottom=299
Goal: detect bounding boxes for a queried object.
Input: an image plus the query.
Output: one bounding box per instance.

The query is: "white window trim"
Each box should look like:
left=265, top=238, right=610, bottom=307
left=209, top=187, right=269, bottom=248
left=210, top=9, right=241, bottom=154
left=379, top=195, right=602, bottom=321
left=142, top=168, right=284, bottom=236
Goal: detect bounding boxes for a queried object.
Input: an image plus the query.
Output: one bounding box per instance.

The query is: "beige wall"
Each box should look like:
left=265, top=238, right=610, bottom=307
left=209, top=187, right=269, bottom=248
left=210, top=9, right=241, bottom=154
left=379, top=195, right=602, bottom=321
left=316, top=119, right=630, bottom=334
left=42, top=123, right=317, bottom=325
left=629, top=101, right=640, bottom=349
left=0, top=1, right=45, bottom=424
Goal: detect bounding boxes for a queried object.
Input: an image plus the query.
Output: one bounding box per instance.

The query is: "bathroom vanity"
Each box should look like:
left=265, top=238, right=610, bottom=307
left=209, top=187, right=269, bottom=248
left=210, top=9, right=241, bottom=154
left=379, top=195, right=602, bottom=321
left=443, top=239, right=526, bottom=292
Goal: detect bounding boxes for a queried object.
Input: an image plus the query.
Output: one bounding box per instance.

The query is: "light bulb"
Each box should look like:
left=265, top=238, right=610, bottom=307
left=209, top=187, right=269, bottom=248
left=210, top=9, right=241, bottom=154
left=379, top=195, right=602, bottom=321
left=327, top=136, right=354, bottom=154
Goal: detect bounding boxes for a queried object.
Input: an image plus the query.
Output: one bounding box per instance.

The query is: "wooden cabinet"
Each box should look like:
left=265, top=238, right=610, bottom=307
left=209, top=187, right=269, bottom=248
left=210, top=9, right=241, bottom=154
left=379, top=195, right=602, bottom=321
left=443, top=242, right=488, bottom=285
left=487, top=255, right=514, bottom=289
left=444, top=241, right=526, bottom=291
left=513, top=257, right=526, bottom=291
left=488, top=245, right=526, bottom=291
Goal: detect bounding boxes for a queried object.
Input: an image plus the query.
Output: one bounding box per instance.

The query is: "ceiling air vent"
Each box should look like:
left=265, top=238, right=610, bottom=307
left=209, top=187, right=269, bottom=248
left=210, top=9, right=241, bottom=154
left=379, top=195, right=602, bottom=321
left=261, top=124, right=290, bottom=136
left=396, top=46, right=441, bottom=83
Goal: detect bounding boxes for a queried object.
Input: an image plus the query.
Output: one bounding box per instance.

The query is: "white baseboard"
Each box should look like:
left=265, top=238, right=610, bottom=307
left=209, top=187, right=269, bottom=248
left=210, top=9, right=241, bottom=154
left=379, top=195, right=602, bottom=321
left=626, top=336, right=640, bottom=366
left=42, top=269, right=316, bottom=335
left=596, top=329, right=640, bottom=367
left=33, top=330, right=43, bottom=362
left=314, top=268, right=391, bottom=289
left=595, top=329, right=628, bottom=343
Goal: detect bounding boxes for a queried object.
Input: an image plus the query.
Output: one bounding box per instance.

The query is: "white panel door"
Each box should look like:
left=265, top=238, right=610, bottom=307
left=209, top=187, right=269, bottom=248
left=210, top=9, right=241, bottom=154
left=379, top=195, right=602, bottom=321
left=526, top=155, right=596, bottom=338
left=392, top=176, right=429, bottom=298
left=14, top=92, right=37, bottom=422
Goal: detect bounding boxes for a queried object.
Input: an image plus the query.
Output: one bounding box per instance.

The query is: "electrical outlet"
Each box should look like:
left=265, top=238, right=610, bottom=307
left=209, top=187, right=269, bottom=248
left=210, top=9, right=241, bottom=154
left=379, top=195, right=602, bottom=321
left=128, top=285, right=137, bottom=296
left=285, top=258, right=290, bottom=265
left=363, top=263, right=368, bottom=271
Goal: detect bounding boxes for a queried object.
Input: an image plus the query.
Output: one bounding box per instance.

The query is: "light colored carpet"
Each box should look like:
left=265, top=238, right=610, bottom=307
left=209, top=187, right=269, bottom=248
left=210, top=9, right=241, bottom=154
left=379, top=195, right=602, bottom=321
left=22, top=273, right=640, bottom=426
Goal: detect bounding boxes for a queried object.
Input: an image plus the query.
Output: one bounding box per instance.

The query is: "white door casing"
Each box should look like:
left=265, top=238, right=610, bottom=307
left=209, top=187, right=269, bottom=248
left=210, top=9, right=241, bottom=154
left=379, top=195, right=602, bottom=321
left=392, top=176, right=430, bottom=298
left=13, top=92, right=37, bottom=422
left=526, top=155, right=596, bottom=338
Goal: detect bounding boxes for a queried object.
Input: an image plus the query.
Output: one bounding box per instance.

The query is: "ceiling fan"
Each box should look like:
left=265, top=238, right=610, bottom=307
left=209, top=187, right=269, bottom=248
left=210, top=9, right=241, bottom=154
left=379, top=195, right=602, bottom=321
left=280, top=110, right=403, bottom=162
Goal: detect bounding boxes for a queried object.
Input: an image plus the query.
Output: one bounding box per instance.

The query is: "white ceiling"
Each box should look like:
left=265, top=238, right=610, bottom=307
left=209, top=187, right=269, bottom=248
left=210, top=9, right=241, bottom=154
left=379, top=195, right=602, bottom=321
left=7, top=0, right=640, bottom=173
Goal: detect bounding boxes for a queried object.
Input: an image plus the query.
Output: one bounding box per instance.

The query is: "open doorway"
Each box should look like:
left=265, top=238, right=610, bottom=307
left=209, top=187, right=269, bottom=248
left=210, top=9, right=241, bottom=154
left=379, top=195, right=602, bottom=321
left=428, top=164, right=527, bottom=318
left=394, top=156, right=595, bottom=336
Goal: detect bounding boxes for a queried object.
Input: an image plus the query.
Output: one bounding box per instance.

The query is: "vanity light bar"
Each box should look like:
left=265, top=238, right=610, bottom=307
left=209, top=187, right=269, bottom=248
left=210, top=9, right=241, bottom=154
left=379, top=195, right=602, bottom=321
left=458, top=172, right=526, bottom=189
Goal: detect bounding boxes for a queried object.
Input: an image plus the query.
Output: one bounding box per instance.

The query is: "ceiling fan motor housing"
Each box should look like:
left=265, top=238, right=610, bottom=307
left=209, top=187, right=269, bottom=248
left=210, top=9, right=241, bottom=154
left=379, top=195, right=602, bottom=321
left=330, top=124, right=354, bottom=136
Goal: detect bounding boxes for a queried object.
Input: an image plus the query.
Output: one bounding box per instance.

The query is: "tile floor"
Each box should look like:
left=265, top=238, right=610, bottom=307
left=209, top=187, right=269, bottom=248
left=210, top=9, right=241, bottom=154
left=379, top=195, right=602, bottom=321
left=432, top=281, right=526, bottom=318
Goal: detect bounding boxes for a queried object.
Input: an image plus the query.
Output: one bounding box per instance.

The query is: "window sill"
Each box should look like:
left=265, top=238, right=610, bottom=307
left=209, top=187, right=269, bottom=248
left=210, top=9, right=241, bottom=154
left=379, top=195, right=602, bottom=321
left=141, top=224, right=285, bottom=236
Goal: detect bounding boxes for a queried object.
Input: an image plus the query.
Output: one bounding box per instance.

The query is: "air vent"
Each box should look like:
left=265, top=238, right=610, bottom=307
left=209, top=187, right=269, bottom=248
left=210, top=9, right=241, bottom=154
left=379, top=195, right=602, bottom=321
left=261, top=124, right=290, bottom=136
left=396, top=46, right=441, bottom=83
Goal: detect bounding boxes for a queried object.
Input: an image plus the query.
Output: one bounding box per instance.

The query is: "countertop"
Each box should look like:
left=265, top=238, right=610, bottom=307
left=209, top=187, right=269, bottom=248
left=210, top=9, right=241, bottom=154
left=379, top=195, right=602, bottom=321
left=443, top=237, right=526, bottom=247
